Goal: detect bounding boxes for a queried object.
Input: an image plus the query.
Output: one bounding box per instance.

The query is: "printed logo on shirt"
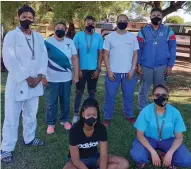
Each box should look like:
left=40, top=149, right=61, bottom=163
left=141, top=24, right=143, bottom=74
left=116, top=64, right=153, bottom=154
left=126, top=42, right=132, bottom=45
left=78, top=141, right=99, bottom=149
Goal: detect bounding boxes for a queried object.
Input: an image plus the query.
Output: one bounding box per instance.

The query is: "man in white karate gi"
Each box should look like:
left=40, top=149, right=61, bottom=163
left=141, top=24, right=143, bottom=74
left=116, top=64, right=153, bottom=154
left=1, top=5, right=48, bottom=163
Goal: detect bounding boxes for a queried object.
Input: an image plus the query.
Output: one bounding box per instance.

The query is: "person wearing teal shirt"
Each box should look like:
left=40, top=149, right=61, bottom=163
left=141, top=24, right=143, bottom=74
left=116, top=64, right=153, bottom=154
left=72, top=16, right=103, bottom=125
left=130, top=84, right=191, bottom=169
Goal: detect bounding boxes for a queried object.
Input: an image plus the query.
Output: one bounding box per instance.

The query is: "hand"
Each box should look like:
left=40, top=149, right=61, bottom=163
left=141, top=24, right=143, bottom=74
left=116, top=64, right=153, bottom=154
left=163, top=151, right=173, bottom=167
left=164, top=67, right=172, bottom=76
left=73, top=76, right=79, bottom=84
left=91, top=70, right=100, bottom=79
left=136, top=64, right=143, bottom=75
left=30, top=77, right=42, bottom=88
left=26, top=76, right=35, bottom=86
left=108, top=71, right=115, bottom=81
left=42, top=78, right=48, bottom=86
left=79, top=71, right=83, bottom=79
left=126, top=70, right=135, bottom=80
left=151, top=150, right=161, bottom=167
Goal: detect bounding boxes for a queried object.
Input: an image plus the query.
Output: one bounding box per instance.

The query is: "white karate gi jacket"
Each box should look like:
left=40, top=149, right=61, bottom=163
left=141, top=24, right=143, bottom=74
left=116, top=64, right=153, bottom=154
left=2, top=27, right=48, bottom=101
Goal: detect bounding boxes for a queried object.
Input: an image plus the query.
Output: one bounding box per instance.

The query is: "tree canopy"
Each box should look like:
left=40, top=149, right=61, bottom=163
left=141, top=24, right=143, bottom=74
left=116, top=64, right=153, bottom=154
left=1, top=1, right=191, bottom=32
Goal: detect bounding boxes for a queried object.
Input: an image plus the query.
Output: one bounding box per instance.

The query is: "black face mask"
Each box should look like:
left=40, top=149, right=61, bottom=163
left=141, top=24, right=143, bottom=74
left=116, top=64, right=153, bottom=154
left=55, top=30, right=65, bottom=38
left=84, top=117, right=97, bottom=127
left=20, top=19, right=33, bottom=30
left=85, top=25, right=95, bottom=33
left=117, top=22, right=128, bottom=30
left=154, top=96, right=168, bottom=107
left=151, top=17, right=162, bottom=25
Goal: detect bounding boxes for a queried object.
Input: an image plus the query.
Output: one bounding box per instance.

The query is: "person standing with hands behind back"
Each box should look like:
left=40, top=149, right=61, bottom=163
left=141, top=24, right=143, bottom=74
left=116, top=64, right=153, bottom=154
left=137, top=8, right=177, bottom=112
left=72, top=16, right=103, bottom=125
left=42, top=22, right=79, bottom=134
left=103, top=14, right=139, bottom=127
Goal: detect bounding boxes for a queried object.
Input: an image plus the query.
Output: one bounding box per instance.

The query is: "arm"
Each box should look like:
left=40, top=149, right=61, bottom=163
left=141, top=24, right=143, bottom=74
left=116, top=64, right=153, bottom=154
left=103, top=49, right=110, bottom=72
left=137, top=131, right=156, bottom=153
left=70, top=145, right=88, bottom=169
left=167, top=29, right=177, bottom=67
left=2, top=32, right=30, bottom=83
left=163, top=133, right=183, bottom=167
left=137, top=31, right=145, bottom=66
left=72, top=54, right=79, bottom=83
left=97, top=49, right=103, bottom=70
left=132, top=50, right=138, bottom=70
left=99, top=141, right=108, bottom=169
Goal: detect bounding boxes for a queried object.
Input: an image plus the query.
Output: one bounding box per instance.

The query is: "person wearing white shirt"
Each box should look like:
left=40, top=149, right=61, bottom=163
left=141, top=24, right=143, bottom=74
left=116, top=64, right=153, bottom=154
left=1, top=5, right=48, bottom=163
left=103, top=14, right=139, bottom=127
left=42, top=22, right=79, bottom=134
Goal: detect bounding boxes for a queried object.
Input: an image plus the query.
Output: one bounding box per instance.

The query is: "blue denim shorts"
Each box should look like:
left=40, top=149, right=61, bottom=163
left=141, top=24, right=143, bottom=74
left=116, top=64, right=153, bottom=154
left=66, top=152, right=100, bottom=169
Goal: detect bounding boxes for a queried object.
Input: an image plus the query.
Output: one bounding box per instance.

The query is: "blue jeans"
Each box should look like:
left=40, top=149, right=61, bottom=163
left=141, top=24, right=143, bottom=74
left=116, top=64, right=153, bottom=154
left=74, top=70, right=98, bottom=114
left=130, top=137, right=191, bottom=167
left=66, top=152, right=99, bottom=169
left=138, top=65, right=166, bottom=111
left=45, top=81, right=72, bottom=125
left=103, top=73, right=136, bottom=120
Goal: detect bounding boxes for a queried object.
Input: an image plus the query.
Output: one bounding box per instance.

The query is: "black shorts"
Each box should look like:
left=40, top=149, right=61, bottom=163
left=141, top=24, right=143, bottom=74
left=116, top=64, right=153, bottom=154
left=66, top=152, right=100, bottom=169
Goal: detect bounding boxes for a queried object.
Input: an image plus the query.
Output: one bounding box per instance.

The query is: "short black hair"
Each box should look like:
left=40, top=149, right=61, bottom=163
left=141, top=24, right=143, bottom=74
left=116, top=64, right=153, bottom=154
left=152, top=84, right=169, bottom=94
left=151, top=8, right=162, bottom=14
left=117, top=14, right=129, bottom=22
left=54, top=22, right=67, bottom=29
left=18, top=4, right=35, bottom=17
left=79, top=98, right=100, bottom=125
left=84, top=16, right=95, bottom=22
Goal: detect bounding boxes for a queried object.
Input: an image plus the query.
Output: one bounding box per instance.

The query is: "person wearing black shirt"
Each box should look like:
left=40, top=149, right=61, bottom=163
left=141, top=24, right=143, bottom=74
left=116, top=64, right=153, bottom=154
left=63, top=98, right=129, bottom=169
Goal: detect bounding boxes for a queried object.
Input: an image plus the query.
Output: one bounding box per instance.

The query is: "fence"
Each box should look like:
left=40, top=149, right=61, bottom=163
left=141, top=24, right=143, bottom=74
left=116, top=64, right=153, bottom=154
left=102, top=29, right=191, bottom=63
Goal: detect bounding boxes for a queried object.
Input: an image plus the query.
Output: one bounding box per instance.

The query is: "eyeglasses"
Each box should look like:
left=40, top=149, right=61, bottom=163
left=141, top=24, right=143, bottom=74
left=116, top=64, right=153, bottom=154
left=154, top=93, right=169, bottom=98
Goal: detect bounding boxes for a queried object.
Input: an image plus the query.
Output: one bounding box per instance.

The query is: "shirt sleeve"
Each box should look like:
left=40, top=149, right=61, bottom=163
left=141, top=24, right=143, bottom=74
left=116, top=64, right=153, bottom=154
left=133, top=35, right=140, bottom=51
left=69, top=126, right=78, bottom=146
left=38, top=34, right=48, bottom=76
left=73, top=33, right=79, bottom=49
left=137, top=30, right=145, bottom=64
left=2, top=31, right=30, bottom=83
left=71, top=40, right=77, bottom=55
left=98, top=124, right=107, bottom=141
left=103, top=35, right=111, bottom=51
left=98, top=36, right=104, bottom=50
left=174, top=110, right=186, bottom=133
left=167, top=28, right=177, bottom=67
left=134, top=108, right=148, bottom=132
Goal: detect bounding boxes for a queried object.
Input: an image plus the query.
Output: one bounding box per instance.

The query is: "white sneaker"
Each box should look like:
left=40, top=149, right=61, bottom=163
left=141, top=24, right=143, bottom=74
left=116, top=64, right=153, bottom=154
left=72, top=116, right=79, bottom=125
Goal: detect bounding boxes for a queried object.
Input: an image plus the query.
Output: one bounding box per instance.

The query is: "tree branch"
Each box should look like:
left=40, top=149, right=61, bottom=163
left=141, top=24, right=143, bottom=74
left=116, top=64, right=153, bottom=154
left=162, top=1, right=186, bottom=17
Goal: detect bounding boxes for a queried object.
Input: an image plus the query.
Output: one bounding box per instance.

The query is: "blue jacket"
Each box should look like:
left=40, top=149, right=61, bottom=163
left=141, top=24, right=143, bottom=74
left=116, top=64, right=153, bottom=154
left=137, top=24, right=177, bottom=68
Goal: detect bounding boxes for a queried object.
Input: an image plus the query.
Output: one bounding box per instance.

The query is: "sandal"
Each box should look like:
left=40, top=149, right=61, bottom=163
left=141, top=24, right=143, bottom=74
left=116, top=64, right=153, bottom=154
left=23, top=138, right=45, bottom=146
left=0, top=151, right=13, bottom=163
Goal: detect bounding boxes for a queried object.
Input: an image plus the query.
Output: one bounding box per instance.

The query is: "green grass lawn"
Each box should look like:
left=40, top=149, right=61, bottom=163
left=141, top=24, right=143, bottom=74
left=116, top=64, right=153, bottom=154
left=1, top=72, right=191, bottom=169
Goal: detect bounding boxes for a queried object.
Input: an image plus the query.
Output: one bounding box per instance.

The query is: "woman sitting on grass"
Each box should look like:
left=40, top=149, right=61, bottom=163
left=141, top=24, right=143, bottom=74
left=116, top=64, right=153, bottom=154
left=63, top=98, right=129, bottom=169
left=130, top=84, right=191, bottom=169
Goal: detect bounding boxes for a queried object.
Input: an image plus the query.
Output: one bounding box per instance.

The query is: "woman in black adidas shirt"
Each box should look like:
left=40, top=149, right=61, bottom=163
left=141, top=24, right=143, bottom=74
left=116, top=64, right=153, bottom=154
left=63, top=98, right=129, bottom=169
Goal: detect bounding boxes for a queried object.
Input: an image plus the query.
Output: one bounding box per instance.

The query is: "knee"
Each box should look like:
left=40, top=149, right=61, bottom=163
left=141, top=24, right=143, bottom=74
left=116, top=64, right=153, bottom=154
left=119, top=159, right=129, bottom=169
left=176, top=155, right=191, bottom=167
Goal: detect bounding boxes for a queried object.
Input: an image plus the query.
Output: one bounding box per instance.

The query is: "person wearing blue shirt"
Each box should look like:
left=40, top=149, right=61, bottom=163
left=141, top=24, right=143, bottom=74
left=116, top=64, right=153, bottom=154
left=130, top=84, right=191, bottom=169
left=136, top=8, right=177, bottom=112
left=72, top=16, right=103, bottom=125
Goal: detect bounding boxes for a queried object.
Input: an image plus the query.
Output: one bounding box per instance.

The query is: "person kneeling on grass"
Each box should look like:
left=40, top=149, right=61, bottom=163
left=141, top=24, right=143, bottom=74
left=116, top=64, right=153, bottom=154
left=130, top=84, right=191, bottom=169
left=63, top=98, right=129, bottom=169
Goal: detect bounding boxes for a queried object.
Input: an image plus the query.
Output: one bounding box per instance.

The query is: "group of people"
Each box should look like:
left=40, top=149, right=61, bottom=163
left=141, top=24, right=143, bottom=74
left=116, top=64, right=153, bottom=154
left=1, top=4, right=191, bottom=169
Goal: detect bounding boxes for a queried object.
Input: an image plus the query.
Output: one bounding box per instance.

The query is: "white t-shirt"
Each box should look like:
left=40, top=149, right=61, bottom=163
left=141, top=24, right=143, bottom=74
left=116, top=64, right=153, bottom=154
left=103, top=31, right=139, bottom=73
left=45, top=37, right=77, bottom=82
